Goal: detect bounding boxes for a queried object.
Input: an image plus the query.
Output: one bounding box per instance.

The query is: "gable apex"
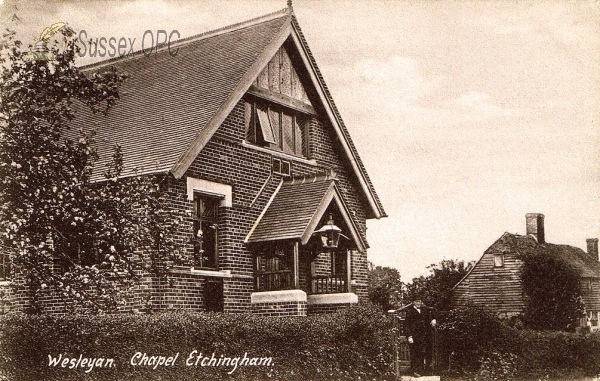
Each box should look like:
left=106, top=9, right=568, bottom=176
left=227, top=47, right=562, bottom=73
left=75, top=7, right=385, bottom=219
left=171, top=12, right=386, bottom=219
left=253, top=43, right=312, bottom=106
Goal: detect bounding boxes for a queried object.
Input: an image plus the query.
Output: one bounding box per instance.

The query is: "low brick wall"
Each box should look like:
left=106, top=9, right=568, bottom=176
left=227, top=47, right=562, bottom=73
left=250, top=290, right=307, bottom=317
left=251, top=301, right=307, bottom=316
left=307, top=302, right=354, bottom=314
left=307, top=292, right=358, bottom=315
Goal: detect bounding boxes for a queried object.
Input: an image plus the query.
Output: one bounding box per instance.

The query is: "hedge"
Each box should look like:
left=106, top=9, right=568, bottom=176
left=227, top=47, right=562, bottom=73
left=0, top=303, right=395, bottom=381
left=439, top=308, right=600, bottom=380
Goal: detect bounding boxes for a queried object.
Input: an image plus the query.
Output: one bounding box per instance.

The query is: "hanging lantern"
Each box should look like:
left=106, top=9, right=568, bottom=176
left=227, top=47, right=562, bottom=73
left=314, top=214, right=342, bottom=249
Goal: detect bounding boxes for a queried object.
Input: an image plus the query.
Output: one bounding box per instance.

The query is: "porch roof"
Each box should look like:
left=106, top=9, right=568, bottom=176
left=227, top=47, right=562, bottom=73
left=245, top=176, right=367, bottom=251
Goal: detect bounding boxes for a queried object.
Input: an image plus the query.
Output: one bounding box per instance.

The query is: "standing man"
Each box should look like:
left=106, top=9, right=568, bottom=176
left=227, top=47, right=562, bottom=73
left=404, top=298, right=436, bottom=377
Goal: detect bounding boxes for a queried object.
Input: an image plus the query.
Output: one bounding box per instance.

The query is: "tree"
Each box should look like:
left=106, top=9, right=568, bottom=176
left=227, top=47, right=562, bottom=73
left=367, top=262, right=402, bottom=311
left=403, top=259, right=473, bottom=311
left=0, top=28, right=182, bottom=313
left=521, top=252, right=584, bottom=331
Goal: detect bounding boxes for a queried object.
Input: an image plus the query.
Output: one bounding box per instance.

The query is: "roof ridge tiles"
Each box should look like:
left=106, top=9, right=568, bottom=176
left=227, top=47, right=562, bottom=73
left=79, top=7, right=290, bottom=72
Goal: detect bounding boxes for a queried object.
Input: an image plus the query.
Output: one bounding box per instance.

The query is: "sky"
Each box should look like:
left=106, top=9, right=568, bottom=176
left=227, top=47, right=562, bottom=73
left=1, top=0, right=599, bottom=281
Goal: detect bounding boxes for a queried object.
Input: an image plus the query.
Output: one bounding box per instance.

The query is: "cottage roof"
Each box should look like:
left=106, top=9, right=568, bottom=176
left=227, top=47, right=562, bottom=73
left=485, top=233, right=600, bottom=278
left=245, top=176, right=367, bottom=251
left=453, top=232, right=600, bottom=290
left=76, top=7, right=386, bottom=219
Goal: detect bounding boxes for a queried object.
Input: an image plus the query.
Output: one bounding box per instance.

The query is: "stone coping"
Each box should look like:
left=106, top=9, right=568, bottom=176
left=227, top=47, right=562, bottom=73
left=251, top=289, right=307, bottom=304
left=307, top=293, right=358, bottom=305
left=189, top=268, right=233, bottom=278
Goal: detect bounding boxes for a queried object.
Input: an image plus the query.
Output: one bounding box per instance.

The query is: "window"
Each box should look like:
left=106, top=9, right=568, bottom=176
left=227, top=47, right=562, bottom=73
left=588, top=311, right=599, bottom=327
left=245, top=100, right=307, bottom=157
left=0, top=252, right=10, bottom=281
left=193, top=194, right=220, bottom=269
left=582, top=279, right=593, bottom=294
left=255, top=244, right=292, bottom=291
left=493, top=253, right=504, bottom=267
left=53, top=233, right=100, bottom=272
left=331, top=251, right=347, bottom=277
left=272, top=158, right=291, bottom=176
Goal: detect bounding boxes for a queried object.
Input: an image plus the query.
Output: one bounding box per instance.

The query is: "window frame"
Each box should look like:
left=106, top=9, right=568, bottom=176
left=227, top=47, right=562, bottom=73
left=272, top=157, right=291, bottom=176
left=245, top=99, right=308, bottom=158
left=193, top=192, right=221, bottom=270
left=592, top=311, right=599, bottom=327
left=0, top=252, right=10, bottom=281
left=255, top=243, right=293, bottom=292
left=493, top=253, right=504, bottom=267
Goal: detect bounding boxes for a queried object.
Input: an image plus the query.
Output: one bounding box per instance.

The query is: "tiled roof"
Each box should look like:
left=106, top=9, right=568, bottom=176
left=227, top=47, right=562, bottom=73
left=486, top=233, right=600, bottom=278
left=77, top=11, right=290, bottom=179
left=74, top=7, right=386, bottom=219
left=247, top=178, right=335, bottom=243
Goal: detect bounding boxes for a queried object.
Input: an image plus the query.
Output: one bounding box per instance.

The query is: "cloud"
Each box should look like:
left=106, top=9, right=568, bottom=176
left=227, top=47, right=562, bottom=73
left=456, top=91, right=490, bottom=106
left=481, top=15, right=536, bottom=36
left=452, top=91, right=521, bottom=121
left=354, top=56, right=429, bottom=101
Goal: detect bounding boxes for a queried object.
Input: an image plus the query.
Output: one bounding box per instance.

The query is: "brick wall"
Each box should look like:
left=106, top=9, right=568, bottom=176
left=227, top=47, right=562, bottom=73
left=251, top=301, right=307, bottom=316
left=307, top=303, right=353, bottom=314
left=163, top=98, right=372, bottom=313
left=2, top=95, right=373, bottom=315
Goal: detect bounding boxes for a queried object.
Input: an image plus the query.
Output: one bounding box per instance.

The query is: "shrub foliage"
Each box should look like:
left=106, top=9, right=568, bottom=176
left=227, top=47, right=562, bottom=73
left=0, top=28, right=182, bottom=312
left=521, top=252, right=584, bottom=331
left=438, top=307, right=600, bottom=380
left=0, top=303, right=395, bottom=381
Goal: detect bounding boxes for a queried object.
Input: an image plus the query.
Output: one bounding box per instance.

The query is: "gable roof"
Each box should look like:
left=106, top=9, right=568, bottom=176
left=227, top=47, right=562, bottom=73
left=488, top=233, right=600, bottom=278
left=245, top=175, right=367, bottom=252
left=454, top=232, right=600, bottom=289
left=78, top=7, right=386, bottom=219
left=77, top=9, right=290, bottom=178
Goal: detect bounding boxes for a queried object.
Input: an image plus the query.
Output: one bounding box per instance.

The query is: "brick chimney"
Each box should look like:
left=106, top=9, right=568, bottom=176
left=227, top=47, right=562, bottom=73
left=587, top=238, right=599, bottom=261
left=525, top=213, right=545, bottom=244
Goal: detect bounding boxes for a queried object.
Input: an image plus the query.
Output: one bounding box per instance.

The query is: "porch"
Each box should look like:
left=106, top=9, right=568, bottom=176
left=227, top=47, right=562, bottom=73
left=245, top=176, right=366, bottom=316
left=245, top=175, right=367, bottom=315
left=251, top=239, right=358, bottom=316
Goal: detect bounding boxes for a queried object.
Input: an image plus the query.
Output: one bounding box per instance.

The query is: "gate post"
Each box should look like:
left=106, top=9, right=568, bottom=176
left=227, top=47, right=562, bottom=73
left=388, top=309, right=411, bottom=379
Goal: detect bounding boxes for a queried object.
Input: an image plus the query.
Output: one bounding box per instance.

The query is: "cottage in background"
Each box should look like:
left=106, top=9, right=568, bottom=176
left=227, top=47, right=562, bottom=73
left=452, top=213, right=600, bottom=330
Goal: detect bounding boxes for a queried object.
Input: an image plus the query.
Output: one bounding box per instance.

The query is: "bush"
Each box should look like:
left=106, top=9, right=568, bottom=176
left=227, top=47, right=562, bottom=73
left=0, top=303, right=395, bottom=381
left=521, top=252, right=584, bottom=331
left=515, top=330, right=600, bottom=379
left=438, top=307, right=507, bottom=372
left=439, top=307, right=600, bottom=380
left=474, top=352, right=519, bottom=381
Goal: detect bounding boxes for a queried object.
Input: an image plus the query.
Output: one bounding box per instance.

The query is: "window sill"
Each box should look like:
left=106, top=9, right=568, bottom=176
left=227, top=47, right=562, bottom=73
left=0, top=280, right=12, bottom=286
left=170, top=266, right=233, bottom=278
left=241, top=141, right=317, bottom=166
left=190, top=268, right=232, bottom=278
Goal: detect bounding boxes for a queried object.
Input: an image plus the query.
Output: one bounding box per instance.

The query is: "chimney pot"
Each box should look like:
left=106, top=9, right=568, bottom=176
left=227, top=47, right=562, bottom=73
left=525, top=213, right=545, bottom=244
left=587, top=238, right=599, bottom=261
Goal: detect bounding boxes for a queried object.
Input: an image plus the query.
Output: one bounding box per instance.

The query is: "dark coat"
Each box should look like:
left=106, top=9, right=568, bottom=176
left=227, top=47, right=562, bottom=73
left=404, top=304, right=434, bottom=343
